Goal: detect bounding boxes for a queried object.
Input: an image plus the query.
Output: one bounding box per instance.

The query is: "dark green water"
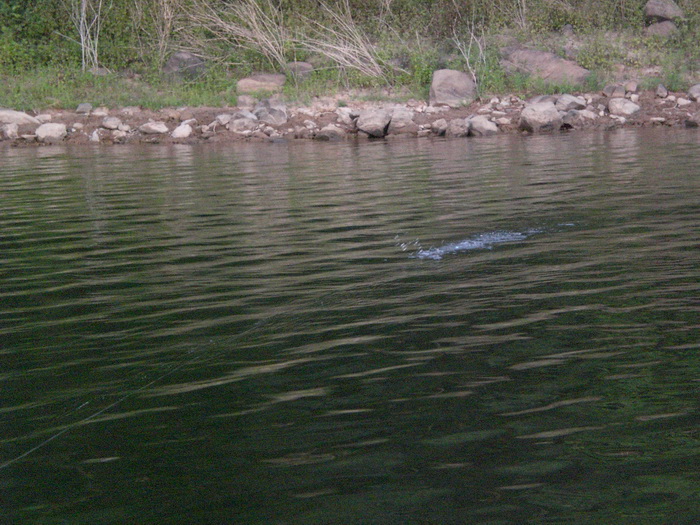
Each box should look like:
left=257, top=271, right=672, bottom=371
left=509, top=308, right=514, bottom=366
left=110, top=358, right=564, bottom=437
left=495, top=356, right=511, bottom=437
left=1, top=130, right=699, bottom=524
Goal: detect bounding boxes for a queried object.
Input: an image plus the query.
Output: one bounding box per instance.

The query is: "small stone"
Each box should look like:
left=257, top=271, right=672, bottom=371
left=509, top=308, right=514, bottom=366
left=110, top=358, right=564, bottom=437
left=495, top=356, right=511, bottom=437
left=101, top=116, right=122, bottom=130
left=603, top=84, right=626, bottom=98
left=629, top=94, right=640, bottom=103
left=112, top=130, right=128, bottom=141
left=468, top=115, right=499, bottom=136
left=120, top=106, right=140, bottom=116
left=139, top=121, right=169, bottom=134
left=688, top=84, right=700, bottom=101
left=608, top=98, right=641, bottom=117
left=89, top=130, right=101, bottom=142
left=624, top=80, right=639, bottom=93
left=72, top=122, right=84, bottom=131
left=431, top=118, right=448, bottom=136
left=92, top=107, right=109, bottom=118
left=171, top=123, right=193, bottom=139
left=1, top=122, right=19, bottom=140
left=76, top=103, right=93, bottom=114
left=35, top=122, right=67, bottom=143
left=314, top=124, right=344, bottom=141
left=36, top=114, right=52, bottom=123
left=445, top=118, right=469, bottom=137
left=677, top=98, right=692, bottom=107
left=118, top=124, right=131, bottom=132
left=656, top=84, right=668, bottom=98
left=650, top=117, right=667, bottom=123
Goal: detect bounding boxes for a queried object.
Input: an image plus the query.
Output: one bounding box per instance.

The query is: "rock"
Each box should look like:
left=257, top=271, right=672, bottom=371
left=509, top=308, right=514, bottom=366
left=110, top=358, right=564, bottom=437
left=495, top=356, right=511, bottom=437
left=0, top=109, right=40, bottom=125
left=72, top=122, right=84, bottom=131
left=89, top=130, right=102, bottom=142
left=555, top=94, right=586, bottom=111
left=76, top=103, right=93, bottom=114
left=431, top=118, right=448, bottom=136
left=677, top=98, right=692, bottom=107
left=253, top=99, right=288, bottom=126
left=608, top=98, right=641, bottom=117
left=227, top=118, right=258, bottom=132
left=286, top=61, right=314, bottom=78
left=120, top=106, right=140, bottom=116
left=630, top=94, right=640, bottom=103
left=644, top=21, right=678, bottom=37
left=528, top=95, right=558, bottom=105
left=357, top=109, right=391, bottom=137
left=36, top=114, right=52, bottom=123
left=160, top=108, right=181, bottom=120
left=101, top=116, right=122, bottom=130
left=35, top=123, right=67, bottom=143
left=336, top=107, right=359, bottom=128
left=139, top=121, right=169, bottom=134
left=501, top=47, right=590, bottom=85
left=468, top=115, right=499, bottom=136
left=163, top=51, right=206, bottom=80
left=495, top=117, right=512, bottom=126
left=92, top=107, right=109, bottom=118
left=444, top=118, right=469, bottom=137
left=118, top=124, right=131, bottom=132
left=388, top=107, right=418, bottom=135
left=314, top=124, right=345, bottom=141
left=237, top=73, right=286, bottom=94
left=232, top=110, right=257, bottom=121
left=644, top=0, right=684, bottom=22
left=561, top=109, right=598, bottom=129
left=215, top=113, right=232, bottom=126
left=519, top=102, right=563, bottom=132
left=685, top=111, right=700, bottom=128
left=688, top=84, right=700, bottom=101
left=624, top=80, right=639, bottom=93
left=603, top=84, right=626, bottom=98
left=112, top=130, right=128, bottom=141
left=656, top=84, right=669, bottom=98
left=429, top=69, right=476, bottom=108
left=1, top=122, right=19, bottom=140
left=171, top=123, right=193, bottom=139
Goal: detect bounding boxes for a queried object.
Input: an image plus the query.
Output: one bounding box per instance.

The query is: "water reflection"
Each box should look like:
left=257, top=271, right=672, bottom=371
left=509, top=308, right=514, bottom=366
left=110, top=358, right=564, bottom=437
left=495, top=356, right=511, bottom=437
left=1, top=129, right=699, bottom=523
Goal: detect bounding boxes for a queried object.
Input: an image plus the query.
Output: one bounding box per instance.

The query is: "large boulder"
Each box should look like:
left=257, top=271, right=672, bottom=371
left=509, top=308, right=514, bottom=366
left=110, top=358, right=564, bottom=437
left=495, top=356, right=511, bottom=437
left=237, top=73, right=286, bottom=94
left=429, top=69, right=476, bottom=108
left=163, top=51, right=206, bottom=80
left=467, top=115, right=498, bottom=136
left=519, top=101, right=563, bottom=132
left=501, top=47, right=590, bottom=85
left=357, top=109, right=391, bottom=137
left=0, top=109, right=40, bottom=125
left=35, top=123, right=67, bottom=143
left=688, top=83, right=700, bottom=101
left=644, top=0, right=684, bottom=22
left=608, top=98, right=641, bottom=117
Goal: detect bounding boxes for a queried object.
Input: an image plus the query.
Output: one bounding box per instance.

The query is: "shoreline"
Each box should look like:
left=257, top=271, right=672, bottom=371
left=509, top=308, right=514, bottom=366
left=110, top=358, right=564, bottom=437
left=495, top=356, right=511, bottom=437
left=2, top=87, right=699, bottom=147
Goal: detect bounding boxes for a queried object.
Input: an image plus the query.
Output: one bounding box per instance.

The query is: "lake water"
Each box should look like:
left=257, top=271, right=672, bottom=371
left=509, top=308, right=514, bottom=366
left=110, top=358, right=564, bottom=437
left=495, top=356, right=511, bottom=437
left=1, top=130, right=699, bottom=524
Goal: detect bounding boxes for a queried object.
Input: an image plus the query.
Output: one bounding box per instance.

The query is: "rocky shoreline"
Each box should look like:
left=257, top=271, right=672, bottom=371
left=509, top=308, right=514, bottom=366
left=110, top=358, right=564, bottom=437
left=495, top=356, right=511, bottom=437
left=2, top=83, right=700, bottom=147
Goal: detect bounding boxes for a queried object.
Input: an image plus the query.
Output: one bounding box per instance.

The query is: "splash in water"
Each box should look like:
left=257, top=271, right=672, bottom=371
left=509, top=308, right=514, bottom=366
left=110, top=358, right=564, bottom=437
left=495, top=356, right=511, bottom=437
left=414, top=228, right=544, bottom=260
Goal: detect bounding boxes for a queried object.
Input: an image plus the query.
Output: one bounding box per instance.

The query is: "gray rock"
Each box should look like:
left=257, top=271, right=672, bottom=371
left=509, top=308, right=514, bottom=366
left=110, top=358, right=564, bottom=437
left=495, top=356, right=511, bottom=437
left=431, top=118, right=448, bottom=136
left=388, top=107, right=418, bottom=135
left=561, top=109, right=598, bottom=129
left=336, top=107, right=359, bottom=128
left=519, top=102, right=563, bottom=132
left=36, top=114, right=52, bottom=123
left=608, top=98, right=641, bottom=117
left=35, top=123, right=67, bottom=143
left=253, top=99, right=288, bottom=126
left=556, top=94, right=586, bottom=111
left=76, top=103, right=93, bottom=114
left=101, top=116, right=122, bottom=130
left=688, top=83, right=700, bottom=101
left=429, top=69, right=476, bottom=108
left=501, top=47, right=590, bottom=85
left=685, top=111, right=700, bottom=128
left=1, top=122, right=19, bottom=140
left=215, top=113, right=232, bottom=126
left=227, top=118, right=259, bottom=132
left=528, top=95, right=558, bottom=105
left=163, top=51, right=206, bottom=80
left=171, top=123, right=193, bottom=139
left=467, top=115, right=499, bottom=136
left=624, top=80, right=639, bottom=93
left=444, top=118, right=469, bottom=137
left=644, top=20, right=677, bottom=37
left=0, top=109, right=40, bottom=125
left=603, top=84, right=626, bottom=98
left=357, top=109, right=392, bottom=137
left=644, top=0, right=684, bottom=22
left=237, top=74, right=286, bottom=94
left=232, top=110, right=258, bottom=121
left=656, top=84, right=669, bottom=98
left=286, top=61, right=314, bottom=78
left=139, top=121, right=169, bottom=134
left=314, top=124, right=345, bottom=141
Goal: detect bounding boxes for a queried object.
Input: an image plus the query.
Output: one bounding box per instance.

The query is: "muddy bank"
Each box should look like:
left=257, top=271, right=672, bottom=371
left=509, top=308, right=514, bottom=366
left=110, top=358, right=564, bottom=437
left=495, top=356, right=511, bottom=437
left=1, top=86, right=699, bottom=147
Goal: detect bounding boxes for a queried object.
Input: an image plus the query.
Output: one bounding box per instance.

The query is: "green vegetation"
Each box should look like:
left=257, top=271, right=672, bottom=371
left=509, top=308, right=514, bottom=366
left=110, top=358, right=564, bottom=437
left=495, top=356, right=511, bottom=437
left=1, top=0, right=699, bottom=109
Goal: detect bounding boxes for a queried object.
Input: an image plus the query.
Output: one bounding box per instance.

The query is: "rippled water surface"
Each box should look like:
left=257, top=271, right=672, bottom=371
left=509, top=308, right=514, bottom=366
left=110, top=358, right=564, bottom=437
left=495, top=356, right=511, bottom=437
left=2, top=130, right=699, bottom=524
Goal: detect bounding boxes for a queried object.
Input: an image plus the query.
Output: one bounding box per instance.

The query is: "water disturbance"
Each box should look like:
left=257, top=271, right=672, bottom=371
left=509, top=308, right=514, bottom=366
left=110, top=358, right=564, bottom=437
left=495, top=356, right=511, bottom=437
left=1, top=129, right=699, bottom=523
